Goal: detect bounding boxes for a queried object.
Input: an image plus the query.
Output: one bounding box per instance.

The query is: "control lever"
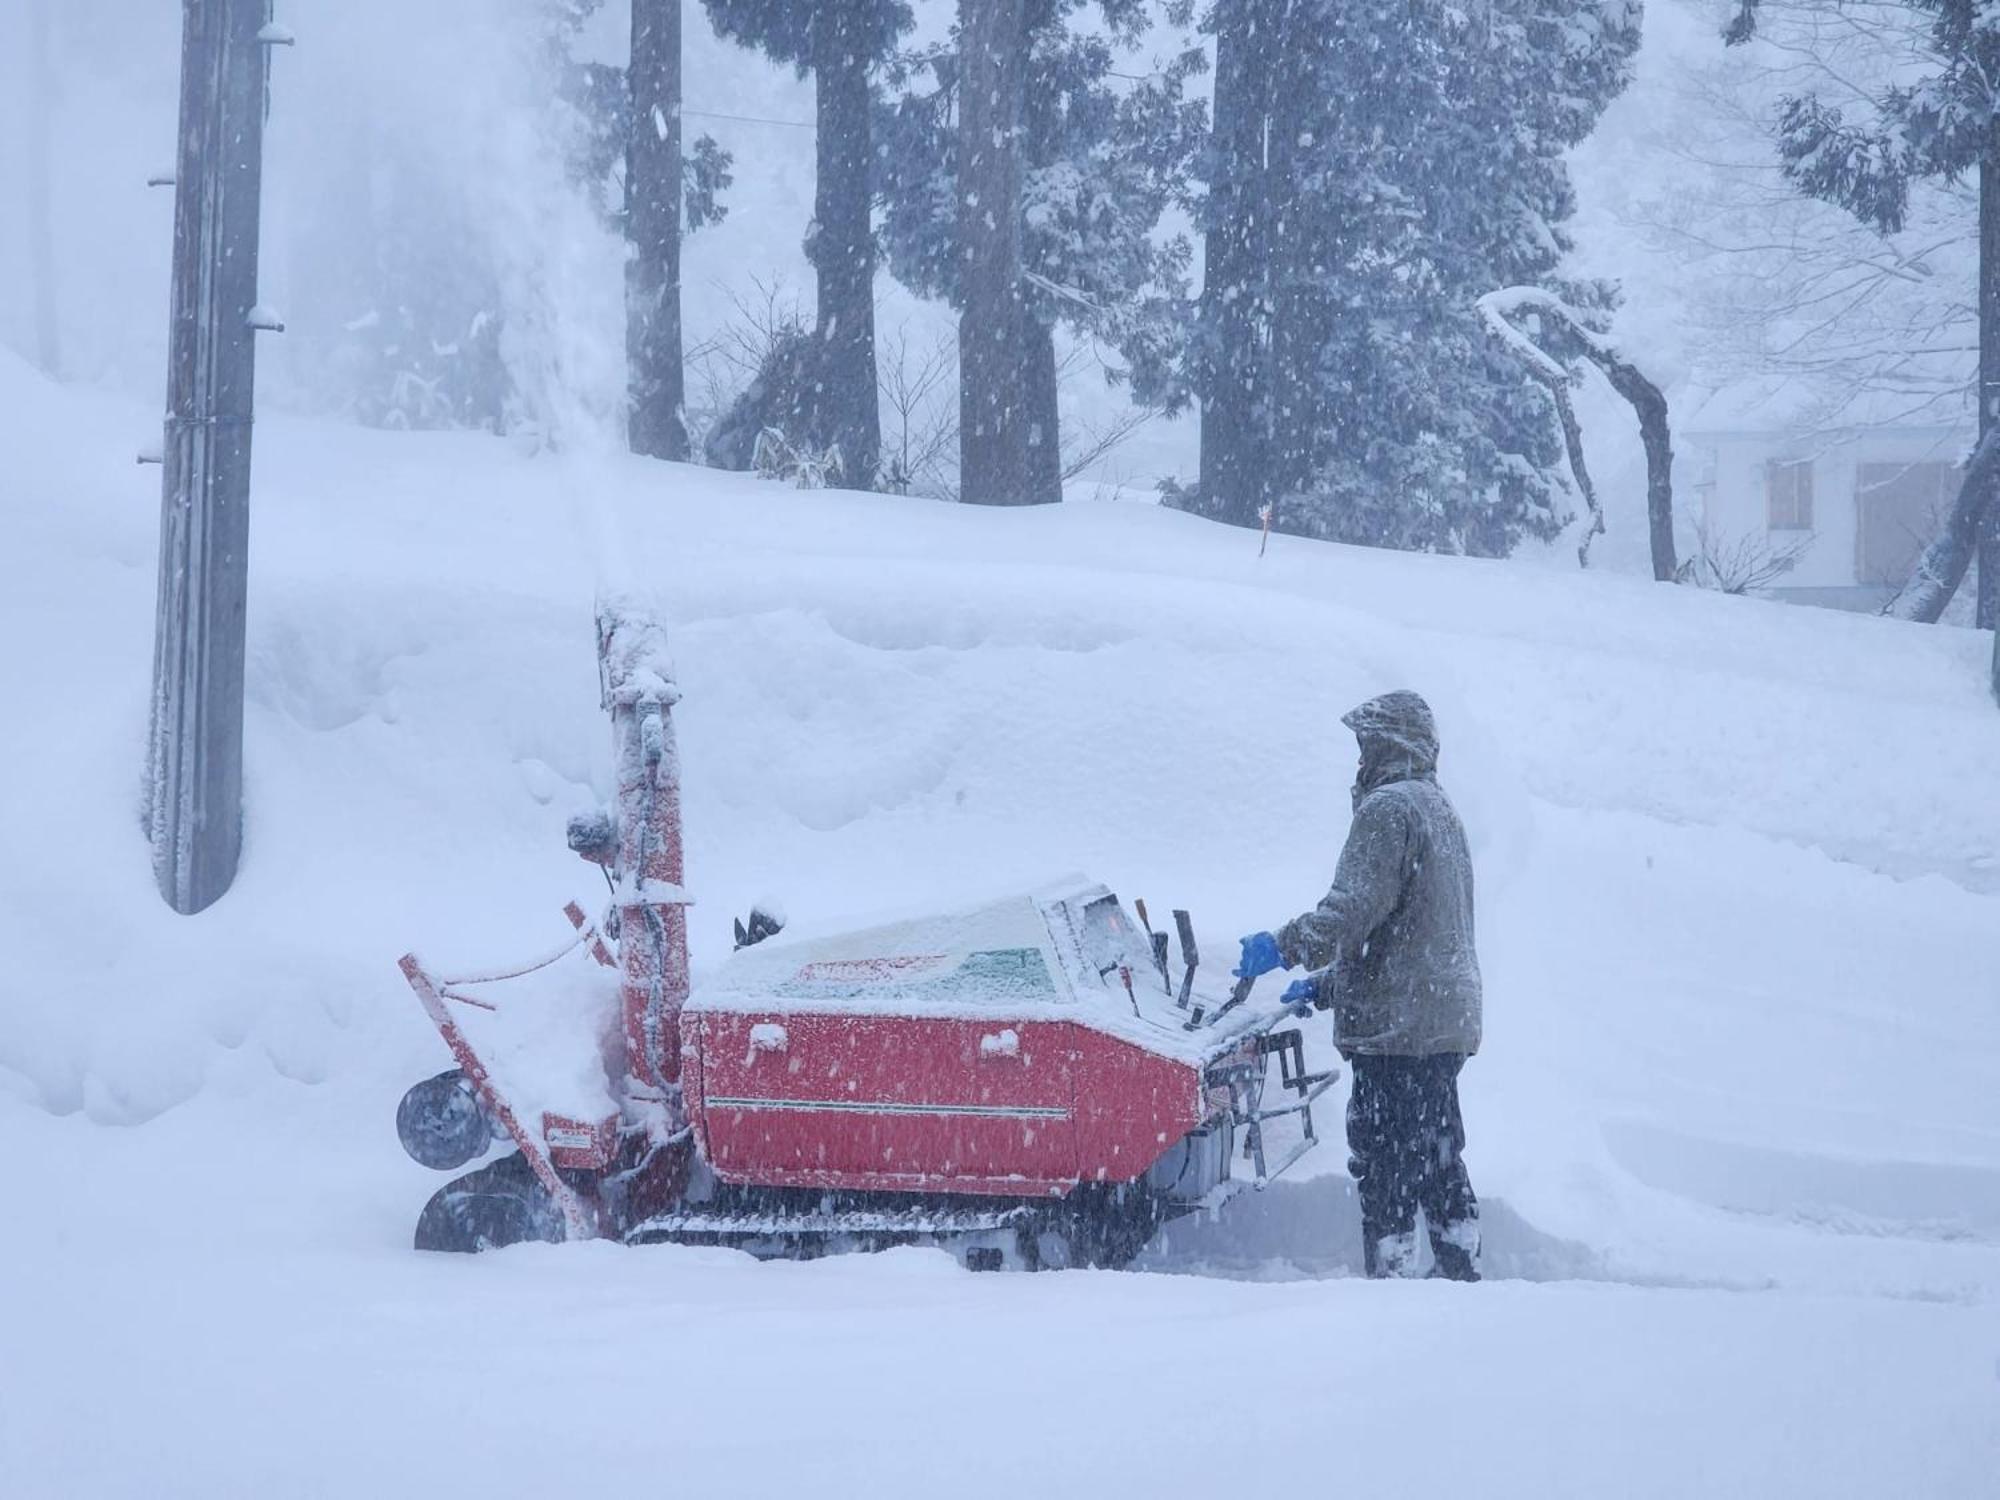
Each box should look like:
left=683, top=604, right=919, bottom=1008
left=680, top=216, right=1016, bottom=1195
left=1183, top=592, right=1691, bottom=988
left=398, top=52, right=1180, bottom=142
left=1133, top=899, right=1174, bottom=995
left=1186, top=971, right=1255, bottom=1031
left=1172, top=909, right=1199, bottom=1010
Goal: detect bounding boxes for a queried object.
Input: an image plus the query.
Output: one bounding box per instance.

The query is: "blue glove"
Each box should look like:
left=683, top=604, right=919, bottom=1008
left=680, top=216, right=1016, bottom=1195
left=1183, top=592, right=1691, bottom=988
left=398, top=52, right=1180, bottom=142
left=1234, top=931, right=1286, bottom=980
left=1280, top=975, right=1318, bottom=1014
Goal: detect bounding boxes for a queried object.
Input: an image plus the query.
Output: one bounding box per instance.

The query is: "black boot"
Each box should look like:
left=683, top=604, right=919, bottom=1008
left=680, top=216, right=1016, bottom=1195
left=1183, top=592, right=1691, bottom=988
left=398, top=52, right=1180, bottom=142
left=1427, top=1227, right=1481, bottom=1282
left=1362, top=1228, right=1421, bottom=1279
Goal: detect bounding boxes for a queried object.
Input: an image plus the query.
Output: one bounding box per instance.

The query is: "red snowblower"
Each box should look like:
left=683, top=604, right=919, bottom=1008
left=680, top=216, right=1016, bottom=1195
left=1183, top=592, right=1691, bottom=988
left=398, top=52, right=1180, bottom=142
left=394, top=603, right=1338, bottom=1267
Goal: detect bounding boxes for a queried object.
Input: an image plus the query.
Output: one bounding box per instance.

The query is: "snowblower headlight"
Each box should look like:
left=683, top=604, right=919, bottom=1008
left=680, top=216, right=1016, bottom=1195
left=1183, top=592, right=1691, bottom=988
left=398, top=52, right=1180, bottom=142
left=396, top=1069, right=496, bottom=1172
left=566, top=809, right=617, bottom=868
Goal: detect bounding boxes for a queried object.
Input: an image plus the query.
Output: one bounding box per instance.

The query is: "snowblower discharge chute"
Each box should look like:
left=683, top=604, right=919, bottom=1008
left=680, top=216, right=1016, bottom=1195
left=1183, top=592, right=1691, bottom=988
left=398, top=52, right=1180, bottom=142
left=394, top=603, right=1337, bottom=1267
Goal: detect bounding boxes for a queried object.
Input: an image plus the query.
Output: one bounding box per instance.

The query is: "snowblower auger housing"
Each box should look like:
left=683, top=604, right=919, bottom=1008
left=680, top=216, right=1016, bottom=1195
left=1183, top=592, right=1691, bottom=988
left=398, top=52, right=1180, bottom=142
left=394, top=603, right=1334, bottom=1263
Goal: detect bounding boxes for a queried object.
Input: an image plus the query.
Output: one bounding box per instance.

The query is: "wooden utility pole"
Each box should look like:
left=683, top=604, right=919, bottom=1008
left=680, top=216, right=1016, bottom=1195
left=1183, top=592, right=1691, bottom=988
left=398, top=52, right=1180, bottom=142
left=27, top=0, right=62, bottom=376
left=147, top=0, right=281, bottom=913
left=1984, top=133, right=2000, bottom=699
left=627, top=0, right=690, bottom=461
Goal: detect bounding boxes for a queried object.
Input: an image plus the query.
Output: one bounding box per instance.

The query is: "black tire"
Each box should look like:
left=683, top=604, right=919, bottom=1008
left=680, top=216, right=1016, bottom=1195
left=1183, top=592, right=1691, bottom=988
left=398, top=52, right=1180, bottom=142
left=1037, top=1185, right=1166, bottom=1271
left=414, top=1152, right=567, bottom=1253
left=1014, top=1223, right=1076, bottom=1272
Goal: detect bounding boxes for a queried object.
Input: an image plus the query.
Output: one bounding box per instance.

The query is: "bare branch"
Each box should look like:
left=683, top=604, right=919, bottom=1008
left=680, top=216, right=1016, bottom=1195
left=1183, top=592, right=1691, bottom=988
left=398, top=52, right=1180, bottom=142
left=1678, top=517, right=1815, bottom=594
left=1060, top=404, right=1159, bottom=484
left=876, top=321, right=960, bottom=499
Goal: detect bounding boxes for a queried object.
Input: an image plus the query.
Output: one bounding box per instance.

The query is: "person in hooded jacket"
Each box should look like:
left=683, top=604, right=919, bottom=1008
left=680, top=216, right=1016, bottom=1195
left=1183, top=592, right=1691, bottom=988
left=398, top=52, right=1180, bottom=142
left=1234, top=690, right=1483, bottom=1281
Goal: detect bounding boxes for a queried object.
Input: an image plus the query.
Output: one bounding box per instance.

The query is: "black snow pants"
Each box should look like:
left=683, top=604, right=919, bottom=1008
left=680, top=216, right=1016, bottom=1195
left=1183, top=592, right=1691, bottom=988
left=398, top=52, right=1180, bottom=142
left=1346, top=1053, right=1480, bottom=1281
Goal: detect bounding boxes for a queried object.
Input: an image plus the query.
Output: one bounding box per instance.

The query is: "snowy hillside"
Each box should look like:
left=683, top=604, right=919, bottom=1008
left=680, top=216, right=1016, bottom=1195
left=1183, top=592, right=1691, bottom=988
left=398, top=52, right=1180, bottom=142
left=2, top=351, right=1997, bottom=1495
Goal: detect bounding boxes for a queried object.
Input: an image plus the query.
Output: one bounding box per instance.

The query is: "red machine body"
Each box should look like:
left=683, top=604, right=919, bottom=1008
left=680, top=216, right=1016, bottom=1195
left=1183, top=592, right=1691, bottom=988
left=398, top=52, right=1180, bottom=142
left=395, top=603, right=1334, bottom=1263
left=688, top=1013, right=1197, bottom=1197
left=682, top=886, right=1220, bottom=1200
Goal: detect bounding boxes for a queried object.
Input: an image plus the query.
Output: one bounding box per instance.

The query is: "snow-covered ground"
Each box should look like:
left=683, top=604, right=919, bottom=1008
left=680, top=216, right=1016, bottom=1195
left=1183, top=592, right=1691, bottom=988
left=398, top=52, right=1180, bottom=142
left=3, top=350, right=1998, bottom=1495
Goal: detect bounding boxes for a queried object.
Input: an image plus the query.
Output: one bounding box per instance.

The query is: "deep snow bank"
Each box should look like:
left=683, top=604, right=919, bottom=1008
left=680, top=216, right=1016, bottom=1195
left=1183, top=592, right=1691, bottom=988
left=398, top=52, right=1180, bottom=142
left=4, top=349, right=1995, bottom=1134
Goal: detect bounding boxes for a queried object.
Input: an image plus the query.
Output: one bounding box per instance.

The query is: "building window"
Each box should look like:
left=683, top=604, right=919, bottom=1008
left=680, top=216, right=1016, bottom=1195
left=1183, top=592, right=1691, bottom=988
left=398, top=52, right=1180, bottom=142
left=1855, top=461, right=1951, bottom=587
left=1766, top=459, right=1814, bottom=531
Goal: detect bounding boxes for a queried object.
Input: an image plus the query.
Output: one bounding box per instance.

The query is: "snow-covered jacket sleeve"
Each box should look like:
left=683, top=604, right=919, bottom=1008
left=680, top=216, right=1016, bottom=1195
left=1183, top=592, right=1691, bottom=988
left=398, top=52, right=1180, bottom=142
left=1276, top=792, right=1411, bottom=972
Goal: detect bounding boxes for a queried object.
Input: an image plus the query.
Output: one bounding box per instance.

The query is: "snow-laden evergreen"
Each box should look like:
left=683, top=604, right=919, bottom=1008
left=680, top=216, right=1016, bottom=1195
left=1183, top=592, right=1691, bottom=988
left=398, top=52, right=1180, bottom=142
left=700, top=0, right=912, bottom=484
left=1188, top=0, right=1641, bottom=555
left=1730, top=0, right=2000, bottom=233
left=876, top=0, right=1206, bottom=495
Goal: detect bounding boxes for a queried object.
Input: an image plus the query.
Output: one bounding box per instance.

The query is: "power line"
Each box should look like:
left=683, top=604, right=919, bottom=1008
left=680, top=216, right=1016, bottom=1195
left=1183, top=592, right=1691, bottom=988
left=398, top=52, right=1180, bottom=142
left=684, top=105, right=813, bottom=130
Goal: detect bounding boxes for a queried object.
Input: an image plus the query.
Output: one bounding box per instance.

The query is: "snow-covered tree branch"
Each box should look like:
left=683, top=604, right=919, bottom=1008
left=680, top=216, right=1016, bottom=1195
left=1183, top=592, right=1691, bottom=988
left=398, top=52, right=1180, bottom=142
left=1477, top=288, right=1678, bottom=580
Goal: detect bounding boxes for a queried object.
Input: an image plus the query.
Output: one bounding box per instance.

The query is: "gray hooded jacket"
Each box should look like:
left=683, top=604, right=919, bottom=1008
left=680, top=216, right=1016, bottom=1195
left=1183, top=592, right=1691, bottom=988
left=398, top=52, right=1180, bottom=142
left=1275, top=691, right=1482, bottom=1057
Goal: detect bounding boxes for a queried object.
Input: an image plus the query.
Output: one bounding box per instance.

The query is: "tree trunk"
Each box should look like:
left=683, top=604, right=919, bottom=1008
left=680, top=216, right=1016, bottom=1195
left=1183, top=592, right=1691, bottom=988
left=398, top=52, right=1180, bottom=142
left=1478, top=287, right=1678, bottom=581
left=1879, top=132, right=2000, bottom=689
left=27, top=0, right=61, bottom=377
left=1260, top=5, right=1323, bottom=508
left=148, top=0, right=270, bottom=914
left=627, top=0, right=689, bottom=461
left=1545, top=376, right=1603, bottom=566
left=957, top=0, right=1051, bottom=504
left=810, top=6, right=881, bottom=489
left=1477, top=302, right=1603, bottom=567
left=1872, top=130, right=2000, bottom=696
left=1023, top=314, right=1063, bottom=501
left=1978, top=138, right=2000, bottom=627
left=1016, top=14, right=1064, bottom=501
left=1597, top=357, right=1678, bottom=582
left=1197, top=0, right=1267, bottom=527
left=1885, top=425, right=2000, bottom=623
left=1197, top=0, right=1310, bottom=526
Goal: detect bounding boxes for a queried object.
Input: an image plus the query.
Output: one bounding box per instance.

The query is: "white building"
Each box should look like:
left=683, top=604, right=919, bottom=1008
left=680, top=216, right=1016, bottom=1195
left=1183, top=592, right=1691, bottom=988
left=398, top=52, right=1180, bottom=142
left=1681, top=387, right=1971, bottom=611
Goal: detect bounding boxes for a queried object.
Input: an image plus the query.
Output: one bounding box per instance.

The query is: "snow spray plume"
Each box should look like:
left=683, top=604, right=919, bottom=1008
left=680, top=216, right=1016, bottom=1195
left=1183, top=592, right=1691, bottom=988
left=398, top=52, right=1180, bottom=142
left=266, top=0, right=626, bottom=447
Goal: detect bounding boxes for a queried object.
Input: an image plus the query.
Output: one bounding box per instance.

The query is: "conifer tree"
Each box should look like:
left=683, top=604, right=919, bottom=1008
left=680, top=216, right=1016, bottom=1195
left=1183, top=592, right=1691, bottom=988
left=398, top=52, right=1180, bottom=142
left=879, top=1, right=1204, bottom=503
left=627, top=0, right=694, bottom=459
left=565, top=1, right=732, bottom=460
left=701, top=0, right=913, bottom=484
left=1190, top=0, right=1638, bottom=554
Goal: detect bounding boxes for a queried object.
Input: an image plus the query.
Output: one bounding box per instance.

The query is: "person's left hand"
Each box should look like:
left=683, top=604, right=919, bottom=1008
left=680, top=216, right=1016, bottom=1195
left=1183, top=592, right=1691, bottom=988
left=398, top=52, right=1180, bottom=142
left=1279, top=975, right=1318, bottom=1015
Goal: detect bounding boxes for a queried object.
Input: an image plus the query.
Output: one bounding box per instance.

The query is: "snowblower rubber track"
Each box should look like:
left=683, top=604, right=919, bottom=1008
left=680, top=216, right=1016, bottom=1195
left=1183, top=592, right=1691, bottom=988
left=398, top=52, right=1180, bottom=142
left=625, top=1201, right=1032, bottom=1245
